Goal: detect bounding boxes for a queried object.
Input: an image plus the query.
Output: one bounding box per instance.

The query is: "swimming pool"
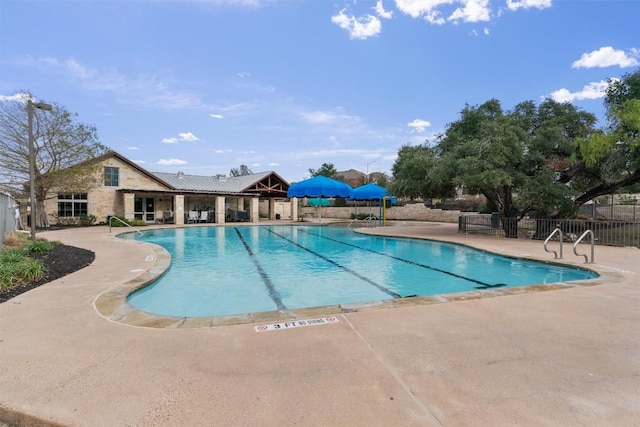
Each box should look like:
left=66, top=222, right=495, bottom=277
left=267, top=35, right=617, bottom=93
left=122, top=225, right=597, bottom=317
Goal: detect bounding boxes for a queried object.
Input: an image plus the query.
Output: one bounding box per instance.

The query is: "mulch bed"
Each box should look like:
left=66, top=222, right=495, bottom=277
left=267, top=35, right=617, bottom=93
left=0, top=244, right=95, bottom=303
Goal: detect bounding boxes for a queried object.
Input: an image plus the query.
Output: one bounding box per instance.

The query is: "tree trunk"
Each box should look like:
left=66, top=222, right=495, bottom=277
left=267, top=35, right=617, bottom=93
left=36, top=198, right=49, bottom=228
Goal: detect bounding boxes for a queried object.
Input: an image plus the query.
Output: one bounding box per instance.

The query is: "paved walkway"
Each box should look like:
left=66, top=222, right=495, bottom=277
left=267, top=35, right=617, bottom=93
left=1, top=222, right=638, bottom=426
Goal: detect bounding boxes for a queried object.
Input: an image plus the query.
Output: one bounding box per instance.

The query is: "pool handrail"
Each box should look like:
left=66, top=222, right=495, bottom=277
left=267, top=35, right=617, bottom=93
left=109, top=216, right=143, bottom=236
left=543, top=227, right=564, bottom=259
left=347, top=215, right=378, bottom=230
left=573, top=229, right=595, bottom=263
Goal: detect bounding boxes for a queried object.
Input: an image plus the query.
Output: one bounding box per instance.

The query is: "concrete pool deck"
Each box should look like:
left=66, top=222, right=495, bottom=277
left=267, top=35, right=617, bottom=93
left=1, top=221, right=638, bottom=426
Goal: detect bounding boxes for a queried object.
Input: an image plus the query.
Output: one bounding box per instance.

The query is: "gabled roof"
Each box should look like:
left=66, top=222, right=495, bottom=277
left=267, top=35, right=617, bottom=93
left=91, top=151, right=290, bottom=197
left=152, top=170, right=289, bottom=197
left=98, top=151, right=175, bottom=189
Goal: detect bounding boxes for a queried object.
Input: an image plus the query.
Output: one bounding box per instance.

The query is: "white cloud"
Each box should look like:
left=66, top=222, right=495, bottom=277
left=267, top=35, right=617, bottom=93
left=158, top=158, right=188, bottom=166
left=572, top=46, right=640, bottom=69
left=506, top=0, right=552, bottom=11
left=299, top=110, right=361, bottom=125
left=131, top=159, right=146, bottom=164
left=269, top=162, right=280, bottom=167
left=161, top=131, right=200, bottom=144
left=178, top=132, right=199, bottom=141
left=0, top=92, right=30, bottom=102
left=407, top=119, right=432, bottom=132
left=127, top=146, right=139, bottom=150
left=425, top=11, right=446, bottom=25
left=392, top=0, right=549, bottom=26
left=209, top=114, right=224, bottom=119
left=374, top=0, right=394, bottom=19
left=395, top=0, right=453, bottom=19
left=238, top=72, right=250, bottom=78
left=548, top=80, right=610, bottom=103
left=15, top=55, right=207, bottom=110
left=483, top=27, right=490, bottom=35
left=449, top=0, right=491, bottom=23
left=331, top=9, right=382, bottom=40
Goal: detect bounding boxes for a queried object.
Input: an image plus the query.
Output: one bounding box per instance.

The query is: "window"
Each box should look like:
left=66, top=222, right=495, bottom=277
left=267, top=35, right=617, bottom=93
left=57, top=193, right=88, bottom=217
left=104, top=166, right=119, bottom=187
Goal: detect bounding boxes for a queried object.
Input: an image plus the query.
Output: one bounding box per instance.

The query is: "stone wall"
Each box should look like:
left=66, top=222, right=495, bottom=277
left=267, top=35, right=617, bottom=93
left=298, top=203, right=480, bottom=223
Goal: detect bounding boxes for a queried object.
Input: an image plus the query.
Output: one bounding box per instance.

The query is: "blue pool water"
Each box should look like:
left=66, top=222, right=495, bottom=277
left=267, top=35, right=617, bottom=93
left=123, top=226, right=598, bottom=317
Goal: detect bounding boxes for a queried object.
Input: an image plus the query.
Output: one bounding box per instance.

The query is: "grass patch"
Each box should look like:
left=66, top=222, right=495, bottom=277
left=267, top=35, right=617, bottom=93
left=0, top=233, right=58, bottom=292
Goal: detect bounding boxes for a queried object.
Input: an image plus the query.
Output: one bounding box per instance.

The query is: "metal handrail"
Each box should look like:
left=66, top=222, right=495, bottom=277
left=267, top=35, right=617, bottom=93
left=573, top=229, right=595, bottom=263
left=348, top=216, right=378, bottom=229
left=109, top=216, right=143, bottom=236
left=543, top=227, right=563, bottom=259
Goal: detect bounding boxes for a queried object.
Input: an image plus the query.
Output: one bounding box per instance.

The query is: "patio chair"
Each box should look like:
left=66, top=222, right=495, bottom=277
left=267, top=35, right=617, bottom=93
left=187, top=210, right=199, bottom=223
left=199, top=211, right=208, bottom=223
left=162, top=211, right=174, bottom=224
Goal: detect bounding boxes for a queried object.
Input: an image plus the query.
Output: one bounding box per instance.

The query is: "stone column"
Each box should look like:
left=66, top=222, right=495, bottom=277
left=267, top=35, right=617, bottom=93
left=175, top=195, right=185, bottom=225
left=123, top=193, right=135, bottom=220
left=290, top=197, right=298, bottom=221
left=215, top=196, right=226, bottom=224
left=250, top=197, right=259, bottom=223
left=236, top=197, right=244, bottom=210
left=269, top=198, right=275, bottom=219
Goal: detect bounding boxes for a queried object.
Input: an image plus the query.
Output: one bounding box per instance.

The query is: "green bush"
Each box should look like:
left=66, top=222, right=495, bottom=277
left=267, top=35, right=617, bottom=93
left=109, top=216, right=146, bottom=227
left=16, top=259, right=44, bottom=282
left=80, top=213, right=97, bottom=226
left=24, top=240, right=58, bottom=255
left=0, top=248, right=24, bottom=263
left=0, top=238, right=51, bottom=292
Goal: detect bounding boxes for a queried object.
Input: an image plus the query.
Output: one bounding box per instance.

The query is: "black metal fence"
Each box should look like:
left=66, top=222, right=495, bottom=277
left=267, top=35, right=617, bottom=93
left=578, top=203, right=638, bottom=222
left=459, top=214, right=640, bottom=248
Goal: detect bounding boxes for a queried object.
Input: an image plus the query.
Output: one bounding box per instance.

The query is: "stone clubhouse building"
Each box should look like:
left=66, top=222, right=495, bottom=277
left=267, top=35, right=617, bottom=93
left=43, top=151, right=293, bottom=226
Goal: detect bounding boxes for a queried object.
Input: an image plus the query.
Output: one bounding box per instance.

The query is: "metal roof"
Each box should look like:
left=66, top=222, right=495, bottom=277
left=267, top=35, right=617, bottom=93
left=152, top=171, right=273, bottom=193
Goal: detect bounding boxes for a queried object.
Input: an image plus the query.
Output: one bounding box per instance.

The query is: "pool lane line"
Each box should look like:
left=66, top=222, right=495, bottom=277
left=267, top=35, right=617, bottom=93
left=265, top=228, right=402, bottom=299
left=298, top=228, right=495, bottom=289
left=234, top=228, right=286, bottom=310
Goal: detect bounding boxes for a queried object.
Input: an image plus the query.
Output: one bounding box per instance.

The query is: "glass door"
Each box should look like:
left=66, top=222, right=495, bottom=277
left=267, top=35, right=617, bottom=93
left=134, top=197, right=155, bottom=222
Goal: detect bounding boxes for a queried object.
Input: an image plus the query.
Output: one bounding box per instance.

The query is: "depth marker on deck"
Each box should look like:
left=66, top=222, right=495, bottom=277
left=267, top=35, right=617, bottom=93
left=255, top=316, right=339, bottom=332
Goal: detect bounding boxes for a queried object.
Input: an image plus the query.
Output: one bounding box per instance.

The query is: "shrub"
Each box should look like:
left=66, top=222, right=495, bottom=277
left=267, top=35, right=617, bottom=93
left=2, top=232, right=27, bottom=248
left=80, top=214, right=97, bottom=226
left=0, top=237, right=52, bottom=292
left=16, top=259, right=44, bottom=282
left=24, top=240, right=58, bottom=255
left=109, top=216, right=145, bottom=227
left=0, top=248, right=24, bottom=263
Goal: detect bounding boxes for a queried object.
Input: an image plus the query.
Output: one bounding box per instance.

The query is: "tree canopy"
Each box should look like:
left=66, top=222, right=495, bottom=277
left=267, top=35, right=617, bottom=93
left=389, top=70, right=640, bottom=236
left=229, top=164, right=253, bottom=177
left=309, top=163, right=339, bottom=179
left=0, top=92, right=108, bottom=227
left=577, top=69, right=640, bottom=202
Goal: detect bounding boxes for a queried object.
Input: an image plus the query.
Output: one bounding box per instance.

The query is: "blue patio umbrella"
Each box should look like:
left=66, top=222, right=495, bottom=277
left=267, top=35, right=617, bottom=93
left=287, top=176, right=353, bottom=221
left=349, top=183, right=388, bottom=221
left=349, top=183, right=388, bottom=201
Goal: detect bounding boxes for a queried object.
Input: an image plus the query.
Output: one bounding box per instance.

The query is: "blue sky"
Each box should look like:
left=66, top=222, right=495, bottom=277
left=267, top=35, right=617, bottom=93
left=1, top=0, right=638, bottom=183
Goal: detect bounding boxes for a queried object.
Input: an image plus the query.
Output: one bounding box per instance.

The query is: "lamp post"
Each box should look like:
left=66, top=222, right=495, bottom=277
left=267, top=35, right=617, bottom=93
left=366, top=160, right=376, bottom=184
left=27, top=99, right=52, bottom=241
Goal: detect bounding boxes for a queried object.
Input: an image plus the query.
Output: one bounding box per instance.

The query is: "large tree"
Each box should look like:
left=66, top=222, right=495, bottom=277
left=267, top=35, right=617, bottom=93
left=390, top=98, right=598, bottom=236
left=576, top=69, right=640, bottom=203
left=0, top=92, right=108, bottom=228
left=229, top=164, right=253, bottom=177
left=309, top=162, right=339, bottom=179
left=389, top=144, right=450, bottom=201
